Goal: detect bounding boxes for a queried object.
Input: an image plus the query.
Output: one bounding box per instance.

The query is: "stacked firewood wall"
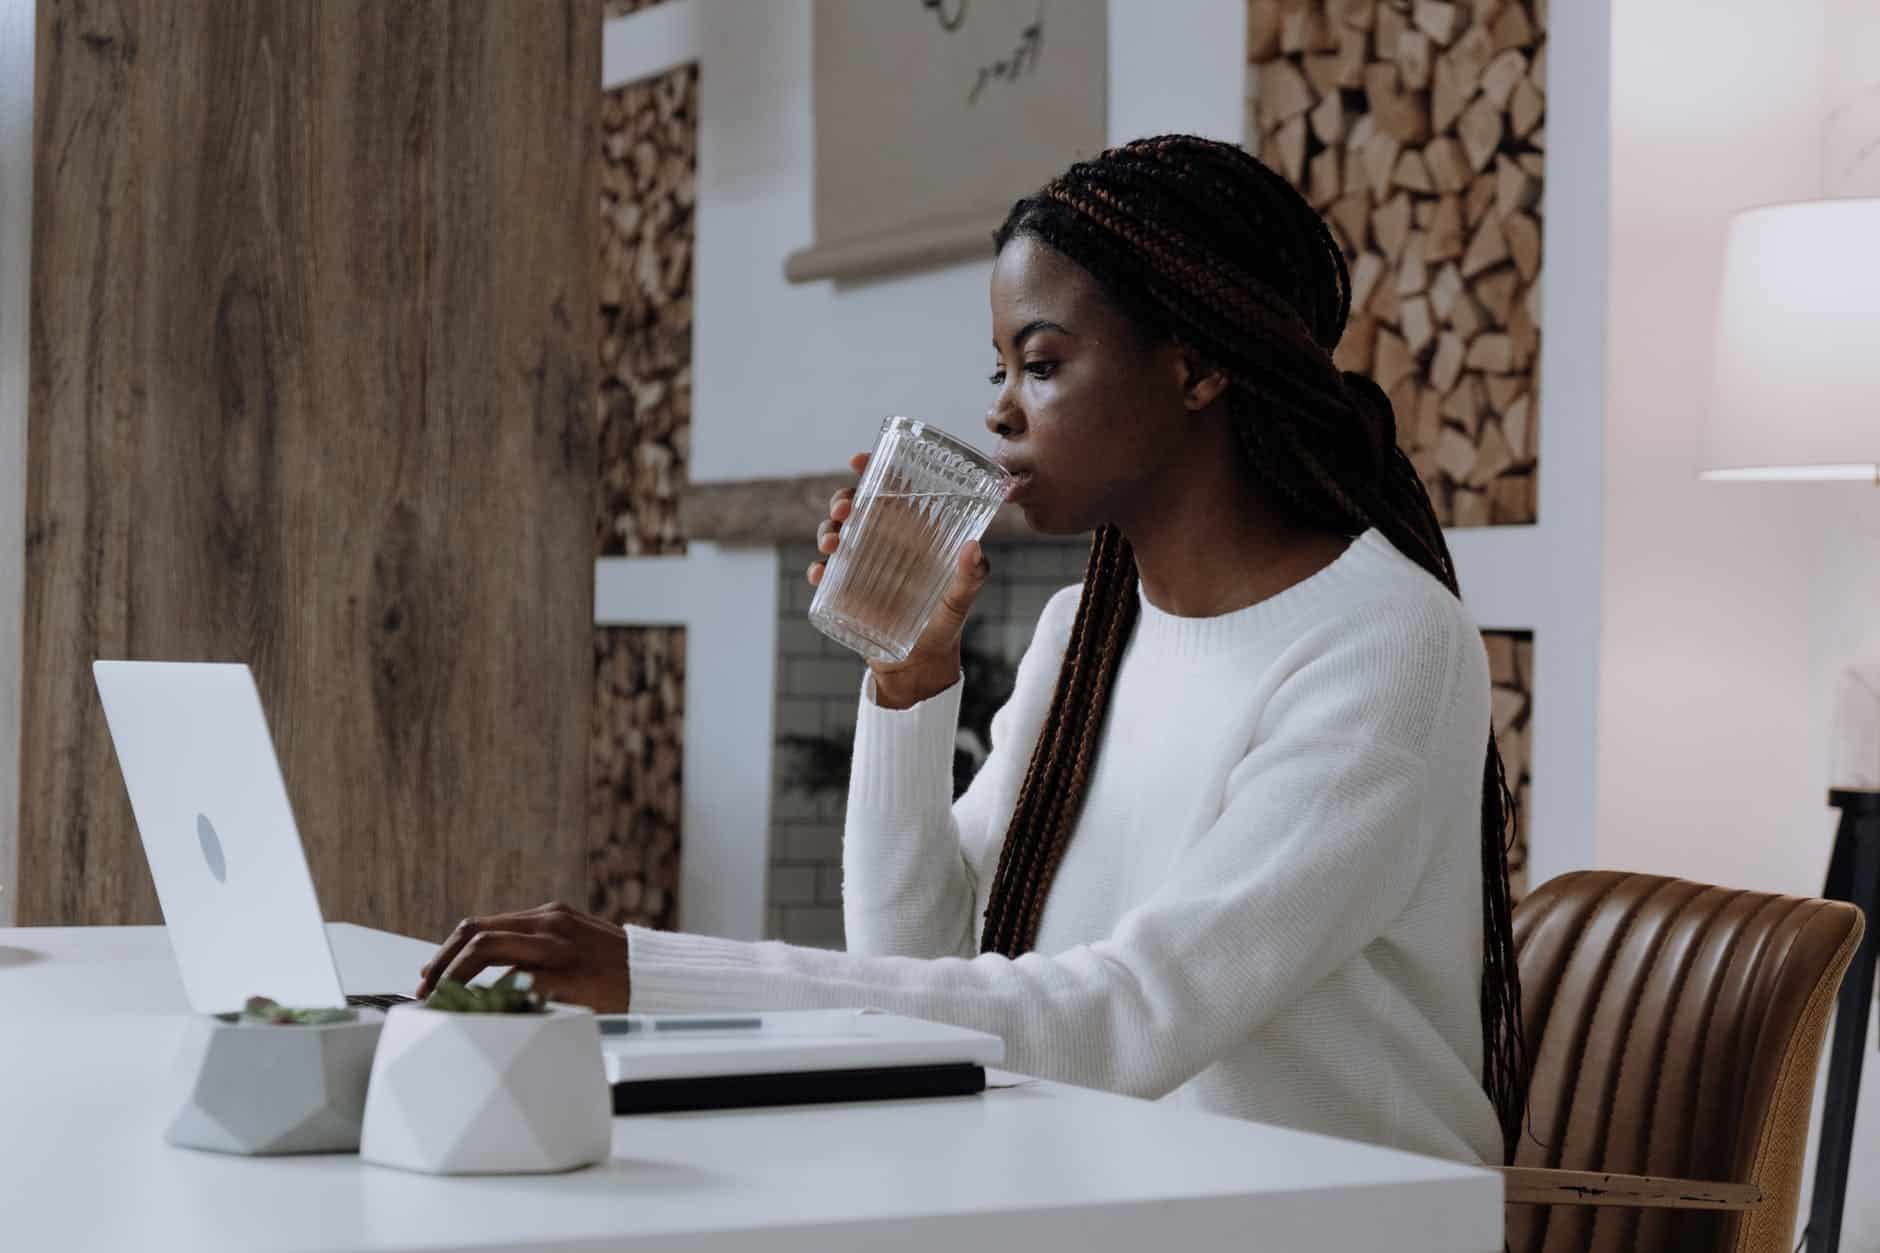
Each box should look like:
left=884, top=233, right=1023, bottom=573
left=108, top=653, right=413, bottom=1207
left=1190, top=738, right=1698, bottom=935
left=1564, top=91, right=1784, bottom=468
left=598, top=67, right=695, bottom=558
left=1485, top=629, right=1532, bottom=898
left=589, top=59, right=697, bottom=933
left=1249, top=0, right=1545, bottom=527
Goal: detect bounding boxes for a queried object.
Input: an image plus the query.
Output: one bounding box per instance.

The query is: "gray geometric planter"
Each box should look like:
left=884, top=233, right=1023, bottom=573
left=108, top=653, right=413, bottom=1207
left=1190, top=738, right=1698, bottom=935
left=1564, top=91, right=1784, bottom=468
left=358, top=1004, right=611, bottom=1175
left=166, top=1012, right=385, bottom=1155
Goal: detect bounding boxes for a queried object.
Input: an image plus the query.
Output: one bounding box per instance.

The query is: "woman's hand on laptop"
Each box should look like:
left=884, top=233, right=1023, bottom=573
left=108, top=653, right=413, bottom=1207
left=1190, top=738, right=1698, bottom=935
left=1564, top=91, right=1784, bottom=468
left=416, top=902, right=632, bottom=1012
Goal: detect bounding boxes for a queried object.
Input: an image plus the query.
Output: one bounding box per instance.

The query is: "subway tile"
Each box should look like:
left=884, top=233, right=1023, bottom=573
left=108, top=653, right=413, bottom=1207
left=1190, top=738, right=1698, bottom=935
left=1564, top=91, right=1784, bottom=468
left=776, top=619, right=827, bottom=657
left=817, top=866, right=844, bottom=906
left=769, top=864, right=819, bottom=906
left=774, top=697, right=822, bottom=737
left=1008, top=543, right=1075, bottom=578
left=968, top=580, right=1008, bottom=622
left=771, top=787, right=821, bottom=822
left=1002, top=622, right=1036, bottom=663
left=780, top=906, right=845, bottom=949
left=1008, top=596, right=1055, bottom=638
left=821, top=699, right=857, bottom=737
left=779, top=542, right=821, bottom=570
left=778, top=823, right=843, bottom=864
left=787, top=657, right=866, bottom=699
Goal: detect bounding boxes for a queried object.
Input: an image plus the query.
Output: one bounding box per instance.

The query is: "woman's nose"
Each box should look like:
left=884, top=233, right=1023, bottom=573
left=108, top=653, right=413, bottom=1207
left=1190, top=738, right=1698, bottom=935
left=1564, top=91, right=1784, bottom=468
left=986, top=397, right=1024, bottom=440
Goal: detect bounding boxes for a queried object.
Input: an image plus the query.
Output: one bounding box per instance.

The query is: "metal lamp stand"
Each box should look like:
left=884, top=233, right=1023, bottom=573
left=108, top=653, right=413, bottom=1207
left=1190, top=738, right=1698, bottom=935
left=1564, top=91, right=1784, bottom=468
left=1808, top=789, right=1880, bottom=1251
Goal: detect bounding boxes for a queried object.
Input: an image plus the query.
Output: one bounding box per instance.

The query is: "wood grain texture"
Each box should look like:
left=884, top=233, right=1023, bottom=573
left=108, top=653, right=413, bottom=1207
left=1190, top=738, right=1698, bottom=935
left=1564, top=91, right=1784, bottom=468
left=23, top=0, right=601, bottom=937
left=1501, top=1166, right=1763, bottom=1212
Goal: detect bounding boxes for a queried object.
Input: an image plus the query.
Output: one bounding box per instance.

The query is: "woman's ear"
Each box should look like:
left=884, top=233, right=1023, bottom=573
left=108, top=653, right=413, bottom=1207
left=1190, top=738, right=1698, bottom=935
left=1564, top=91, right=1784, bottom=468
left=1180, top=348, right=1230, bottom=413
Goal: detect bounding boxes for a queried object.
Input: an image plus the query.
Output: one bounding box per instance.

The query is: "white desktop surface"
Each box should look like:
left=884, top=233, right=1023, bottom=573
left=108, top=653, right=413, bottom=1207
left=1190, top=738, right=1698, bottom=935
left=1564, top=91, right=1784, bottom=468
left=0, top=925, right=1502, bottom=1252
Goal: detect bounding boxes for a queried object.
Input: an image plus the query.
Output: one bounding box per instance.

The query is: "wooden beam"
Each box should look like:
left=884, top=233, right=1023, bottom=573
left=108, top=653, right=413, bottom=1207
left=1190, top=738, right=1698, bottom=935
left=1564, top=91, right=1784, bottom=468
left=1501, top=1168, right=1764, bottom=1212
left=682, top=475, right=1049, bottom=545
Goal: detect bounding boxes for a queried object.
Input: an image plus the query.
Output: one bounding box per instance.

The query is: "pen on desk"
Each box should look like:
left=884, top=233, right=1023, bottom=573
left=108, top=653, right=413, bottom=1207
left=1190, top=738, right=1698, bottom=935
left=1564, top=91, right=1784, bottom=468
left=600, top=1015, right=764, bottom=1035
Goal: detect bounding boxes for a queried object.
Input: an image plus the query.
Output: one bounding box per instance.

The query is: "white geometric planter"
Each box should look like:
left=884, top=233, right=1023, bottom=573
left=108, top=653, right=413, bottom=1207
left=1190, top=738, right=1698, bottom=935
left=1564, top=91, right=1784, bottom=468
left=166, top=1012, right=384, bottom=1155
left=358, top=1004, right=611, bottom=1175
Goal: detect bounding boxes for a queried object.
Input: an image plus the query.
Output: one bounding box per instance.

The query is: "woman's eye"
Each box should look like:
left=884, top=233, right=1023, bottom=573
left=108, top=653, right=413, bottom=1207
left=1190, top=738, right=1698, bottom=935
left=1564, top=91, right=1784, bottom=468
left=1024, top=361, right=1057, bottom=379
left=988, top=369, right=1007, bottom=386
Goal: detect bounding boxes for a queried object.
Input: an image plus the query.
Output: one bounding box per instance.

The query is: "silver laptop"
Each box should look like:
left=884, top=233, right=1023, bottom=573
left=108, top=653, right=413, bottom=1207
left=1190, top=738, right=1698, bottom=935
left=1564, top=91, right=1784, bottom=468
left=92, top=660, right=413, bottom=1014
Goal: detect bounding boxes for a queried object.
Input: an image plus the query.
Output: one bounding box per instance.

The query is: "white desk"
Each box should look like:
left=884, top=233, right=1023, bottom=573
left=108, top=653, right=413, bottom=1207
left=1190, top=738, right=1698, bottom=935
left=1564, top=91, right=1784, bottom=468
left=0, top=926, right=1502, bottom=1252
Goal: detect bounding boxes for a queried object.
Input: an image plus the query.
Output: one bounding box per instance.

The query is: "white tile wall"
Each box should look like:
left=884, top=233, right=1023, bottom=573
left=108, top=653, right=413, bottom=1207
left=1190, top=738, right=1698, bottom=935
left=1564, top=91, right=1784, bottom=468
left=766, top=538, right=1089, bottom=947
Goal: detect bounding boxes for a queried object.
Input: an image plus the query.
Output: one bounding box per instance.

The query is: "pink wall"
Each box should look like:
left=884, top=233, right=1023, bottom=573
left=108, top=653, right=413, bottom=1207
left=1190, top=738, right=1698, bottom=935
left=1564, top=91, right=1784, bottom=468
left=1604, top=2, right=1880, bottom=1241
left=1600, top=0, right=1877, bottom=897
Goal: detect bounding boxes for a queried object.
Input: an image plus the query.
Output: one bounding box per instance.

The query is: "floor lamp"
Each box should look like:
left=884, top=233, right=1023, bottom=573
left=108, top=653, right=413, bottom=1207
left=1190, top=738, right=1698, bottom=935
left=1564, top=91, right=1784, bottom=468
left=1700, top=197, right=1880, bottom=1253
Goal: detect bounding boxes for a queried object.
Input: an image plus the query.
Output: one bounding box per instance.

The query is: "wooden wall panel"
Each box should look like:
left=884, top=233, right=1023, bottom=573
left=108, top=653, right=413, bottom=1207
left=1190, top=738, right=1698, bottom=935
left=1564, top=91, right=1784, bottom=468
left=23, top=0, right=600, bottom=937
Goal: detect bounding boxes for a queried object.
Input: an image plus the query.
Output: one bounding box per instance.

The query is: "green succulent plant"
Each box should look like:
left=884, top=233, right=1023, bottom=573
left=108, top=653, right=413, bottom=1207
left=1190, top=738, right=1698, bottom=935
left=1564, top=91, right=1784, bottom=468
left=238, top=997, right=358, bottom=1026
left=421, top=968, right=545, bottom=1014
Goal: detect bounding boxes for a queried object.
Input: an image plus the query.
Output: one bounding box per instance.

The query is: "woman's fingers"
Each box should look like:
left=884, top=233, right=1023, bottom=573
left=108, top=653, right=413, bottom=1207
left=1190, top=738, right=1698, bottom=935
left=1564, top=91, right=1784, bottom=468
left=927, top=540, right=990, bottom=640
left=420, top=913, right=514, bottom=996
left=439, top=930, right=575, bottom=989
left=418, top=906, right=562, bottom=996
left=804, top=453, right=870, bottom=587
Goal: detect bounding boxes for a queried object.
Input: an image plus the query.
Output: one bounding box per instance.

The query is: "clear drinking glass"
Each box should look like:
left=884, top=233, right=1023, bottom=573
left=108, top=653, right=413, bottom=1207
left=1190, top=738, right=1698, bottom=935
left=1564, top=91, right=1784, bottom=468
left=808, top=416, right=1013, bottom=664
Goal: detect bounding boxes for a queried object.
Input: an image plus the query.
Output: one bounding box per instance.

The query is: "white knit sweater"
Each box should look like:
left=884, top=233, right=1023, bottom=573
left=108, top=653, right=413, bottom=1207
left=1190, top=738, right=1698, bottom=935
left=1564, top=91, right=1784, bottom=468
left=628, top=529, right=1502, bottom=1164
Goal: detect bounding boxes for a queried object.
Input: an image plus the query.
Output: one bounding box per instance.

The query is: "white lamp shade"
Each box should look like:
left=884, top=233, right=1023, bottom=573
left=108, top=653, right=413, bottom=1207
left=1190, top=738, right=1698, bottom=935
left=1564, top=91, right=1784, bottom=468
left=1701, top=198, right=1880, bottom=481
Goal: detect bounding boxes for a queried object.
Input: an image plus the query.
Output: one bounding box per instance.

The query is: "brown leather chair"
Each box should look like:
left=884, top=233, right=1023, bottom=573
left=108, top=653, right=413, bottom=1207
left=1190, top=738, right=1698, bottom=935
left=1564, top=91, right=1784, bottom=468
left=1503, top=871, right=1864, bottom=1253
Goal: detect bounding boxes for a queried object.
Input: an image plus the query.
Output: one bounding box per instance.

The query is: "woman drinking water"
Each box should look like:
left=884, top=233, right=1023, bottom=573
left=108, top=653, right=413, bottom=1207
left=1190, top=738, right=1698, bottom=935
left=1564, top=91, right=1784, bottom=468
left=419, top=134, right=1525, bottom=1165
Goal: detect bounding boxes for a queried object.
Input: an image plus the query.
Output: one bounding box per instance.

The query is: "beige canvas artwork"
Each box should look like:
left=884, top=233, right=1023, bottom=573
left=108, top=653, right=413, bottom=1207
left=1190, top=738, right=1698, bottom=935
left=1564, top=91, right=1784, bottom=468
left=788, top=0, right=1108, bottom=283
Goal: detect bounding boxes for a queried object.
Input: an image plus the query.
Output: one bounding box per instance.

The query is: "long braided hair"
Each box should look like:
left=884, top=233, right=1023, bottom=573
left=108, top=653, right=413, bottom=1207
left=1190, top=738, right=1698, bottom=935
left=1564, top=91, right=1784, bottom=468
left=980, top=134, right=1527, bottom=1161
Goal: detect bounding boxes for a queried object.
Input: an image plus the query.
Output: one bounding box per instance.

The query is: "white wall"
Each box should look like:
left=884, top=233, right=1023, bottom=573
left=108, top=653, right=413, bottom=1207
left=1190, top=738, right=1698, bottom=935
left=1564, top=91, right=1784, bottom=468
left=691, top=0, right=1249, bottom=484
left=0, top=0, right=35, bottom=925
left=1601, top=0, right=1853, bottom=897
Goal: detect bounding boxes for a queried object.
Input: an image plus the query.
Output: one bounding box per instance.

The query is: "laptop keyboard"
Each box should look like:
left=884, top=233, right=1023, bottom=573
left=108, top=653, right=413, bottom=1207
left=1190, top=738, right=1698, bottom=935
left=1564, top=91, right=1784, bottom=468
left=347, top=993, right=417, bottom=1009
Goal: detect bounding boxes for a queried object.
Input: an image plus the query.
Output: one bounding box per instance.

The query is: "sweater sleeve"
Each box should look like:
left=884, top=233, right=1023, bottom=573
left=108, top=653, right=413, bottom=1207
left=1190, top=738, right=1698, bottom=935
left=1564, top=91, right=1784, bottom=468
left=836, top=586, right=1080, bottom=960
left=629, top=595, right=1477, bottom=1101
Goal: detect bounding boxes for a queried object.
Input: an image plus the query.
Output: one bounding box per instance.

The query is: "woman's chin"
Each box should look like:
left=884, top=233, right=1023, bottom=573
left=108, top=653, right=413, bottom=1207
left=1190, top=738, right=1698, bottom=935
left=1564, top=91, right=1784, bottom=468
left=1015, top=499, right=1085, bottom=539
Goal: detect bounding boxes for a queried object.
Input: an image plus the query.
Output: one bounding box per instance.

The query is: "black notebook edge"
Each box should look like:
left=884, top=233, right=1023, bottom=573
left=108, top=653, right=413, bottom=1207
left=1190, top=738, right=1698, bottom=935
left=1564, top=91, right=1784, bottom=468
left=611, top=1062, right=987, bottom=1116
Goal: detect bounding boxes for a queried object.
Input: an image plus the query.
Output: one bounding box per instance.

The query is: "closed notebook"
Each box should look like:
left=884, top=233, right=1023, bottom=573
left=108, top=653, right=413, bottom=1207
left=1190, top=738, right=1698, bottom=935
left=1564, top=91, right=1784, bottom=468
left=599, top=1008, right=1004, bottom=1083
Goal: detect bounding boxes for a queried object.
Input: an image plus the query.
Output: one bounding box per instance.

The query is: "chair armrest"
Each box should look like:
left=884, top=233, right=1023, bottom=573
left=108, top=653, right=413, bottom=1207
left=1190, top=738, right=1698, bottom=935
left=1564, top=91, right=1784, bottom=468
left=1499, top=1166, right=1763, bottom=1211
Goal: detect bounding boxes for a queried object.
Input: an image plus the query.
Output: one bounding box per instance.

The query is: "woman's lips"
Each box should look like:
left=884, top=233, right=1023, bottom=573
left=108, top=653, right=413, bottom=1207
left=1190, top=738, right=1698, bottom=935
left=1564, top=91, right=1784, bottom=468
left=1003, top=470, right=1036, bottom=502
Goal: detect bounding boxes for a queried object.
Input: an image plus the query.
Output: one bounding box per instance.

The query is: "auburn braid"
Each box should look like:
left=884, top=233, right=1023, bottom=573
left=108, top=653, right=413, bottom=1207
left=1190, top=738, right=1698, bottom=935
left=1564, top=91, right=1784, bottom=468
left=980, top=134, right=1527, bottom=1163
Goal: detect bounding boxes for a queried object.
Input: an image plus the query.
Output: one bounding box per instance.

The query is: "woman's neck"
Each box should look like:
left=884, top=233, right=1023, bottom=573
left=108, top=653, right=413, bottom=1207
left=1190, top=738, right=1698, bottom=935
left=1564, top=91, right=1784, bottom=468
left=1116, top=418, right=1351, bottom=619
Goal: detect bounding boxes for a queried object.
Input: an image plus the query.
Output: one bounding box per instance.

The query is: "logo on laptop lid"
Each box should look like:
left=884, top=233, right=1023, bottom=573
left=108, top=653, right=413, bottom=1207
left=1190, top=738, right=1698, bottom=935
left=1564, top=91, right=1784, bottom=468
left=196, top=814, right=228, bottom=883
